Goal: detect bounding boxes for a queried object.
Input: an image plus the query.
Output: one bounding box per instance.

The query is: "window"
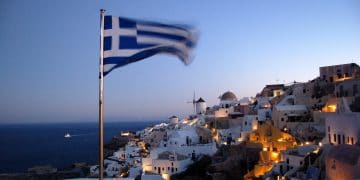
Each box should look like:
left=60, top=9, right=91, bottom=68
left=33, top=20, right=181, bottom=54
left=338, top=134, right=341, bottom=144
left=162, top=167, right=164, bottom=171
left=354, top=84, right=358, bottom=96
left=281, top=118, right=284, bottom=122
left=328, top=126, right=330, bottom=132
left=154, top=167, right=156, bottom=170
left=175, top=168, right=178, bottom=171
left=168, top=167, right=170, bottom=170
left=300, top=161, right=303, bottom=165
left=286, top=158, right=289, bottom=164
left=332, top=160, right=336, bottom=170
left=351, top=137, right=354, bottom=145
left=343, top=135, right=345, bottom=145
left=339, top=85, right=344, bottom=97
left=334, top=134, right=336, bottom=142
left=337, top=73, right=342, bottom=79
left=171, top=162, right=173, bottom=166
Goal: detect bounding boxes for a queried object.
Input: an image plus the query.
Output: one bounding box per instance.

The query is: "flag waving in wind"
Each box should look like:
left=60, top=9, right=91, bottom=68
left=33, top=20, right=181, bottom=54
left=102, top=16, right=197, bottom=76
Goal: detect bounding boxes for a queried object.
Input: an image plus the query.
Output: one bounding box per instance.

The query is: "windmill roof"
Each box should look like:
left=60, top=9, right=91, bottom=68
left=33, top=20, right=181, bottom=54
left=197, top=97, right=205, bottom=103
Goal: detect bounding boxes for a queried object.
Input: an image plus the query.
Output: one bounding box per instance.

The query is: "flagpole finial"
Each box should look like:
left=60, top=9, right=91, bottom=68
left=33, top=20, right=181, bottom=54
left=100, top=9, right=105, bottom=13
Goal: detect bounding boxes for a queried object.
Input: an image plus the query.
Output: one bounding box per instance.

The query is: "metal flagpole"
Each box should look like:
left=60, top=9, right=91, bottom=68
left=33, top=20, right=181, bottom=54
left=99, top=9, right=105, bottom=180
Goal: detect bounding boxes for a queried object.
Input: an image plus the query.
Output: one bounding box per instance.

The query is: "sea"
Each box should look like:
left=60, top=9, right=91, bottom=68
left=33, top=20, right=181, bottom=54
left=0, top=121, right=162, bottom=173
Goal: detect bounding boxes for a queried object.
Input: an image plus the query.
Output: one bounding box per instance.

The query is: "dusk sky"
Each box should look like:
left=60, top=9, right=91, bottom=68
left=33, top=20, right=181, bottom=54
left=0, top=0, right=359, bottom=123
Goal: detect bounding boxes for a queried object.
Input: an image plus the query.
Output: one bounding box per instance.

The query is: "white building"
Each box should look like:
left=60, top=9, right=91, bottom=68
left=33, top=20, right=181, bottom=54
left=215, top=115, right=259, bottom=144
left=166, top=126, right=199, bottom=146
left=214, top=107, right=234, bottom=118
left=272, top=145, right=318, bottom=176
left=142, top=151, right=192, bottom=180
left=325, top=98, right=360, bottom=145
left=272, top=95, right=309, bottom=130
left=169, top=116, right=179, bottom=125
left=272, top=104, right=308, bottom=130
left=255, top=97, right=272, bottom=121
left=114, top=141, right=141, bottom=161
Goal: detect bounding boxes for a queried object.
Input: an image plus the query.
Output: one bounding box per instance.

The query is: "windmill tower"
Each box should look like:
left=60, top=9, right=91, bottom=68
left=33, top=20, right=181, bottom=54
left=195, top=97, right=206, bottom=115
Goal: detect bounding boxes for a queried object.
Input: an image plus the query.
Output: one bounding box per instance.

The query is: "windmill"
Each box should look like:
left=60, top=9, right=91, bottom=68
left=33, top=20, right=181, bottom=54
left=187, top=91, right=196, bottom=114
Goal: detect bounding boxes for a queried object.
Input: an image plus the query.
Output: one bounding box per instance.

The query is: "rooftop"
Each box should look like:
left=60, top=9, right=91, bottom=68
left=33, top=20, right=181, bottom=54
left=265, top=84, right=285, bottom=90
left=158, top=151, right=188, bottom=161
left=220, top=91, right=237, bottom=101
left=197, top=97, right=206, bottom=103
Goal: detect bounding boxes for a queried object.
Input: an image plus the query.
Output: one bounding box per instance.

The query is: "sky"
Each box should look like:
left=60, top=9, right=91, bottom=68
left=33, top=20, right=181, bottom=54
left=0, top=0, right=359, bottom=123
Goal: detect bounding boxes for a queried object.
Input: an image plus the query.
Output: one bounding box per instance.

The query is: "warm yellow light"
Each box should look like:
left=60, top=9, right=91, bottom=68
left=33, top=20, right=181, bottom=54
left=336, top=77, right=352, bottom=82
left=328, top=105, right=336, bottom=110
left=323, top=104, right=336, bottom=112
left=318, top=142, right=322, bottom=147
left=161, top=173, right=169, bottom=180
left=305, top=141, right=310, bottom=145
left=263, top=147, right=268, bottom=151
left=313, top=148, right=319, bottom=154
left=277, top=138, right=283, bottom=142
left=271, top=152, right=279, bottom=159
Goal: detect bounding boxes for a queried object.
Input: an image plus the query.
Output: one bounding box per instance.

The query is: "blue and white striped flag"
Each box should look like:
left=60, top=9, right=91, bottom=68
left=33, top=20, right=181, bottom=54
left=102, top=16, right=197, bottom=76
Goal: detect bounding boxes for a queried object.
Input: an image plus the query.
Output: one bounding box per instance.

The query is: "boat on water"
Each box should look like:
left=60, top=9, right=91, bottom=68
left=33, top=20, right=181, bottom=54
left=64, top=133, right=71, bottom=138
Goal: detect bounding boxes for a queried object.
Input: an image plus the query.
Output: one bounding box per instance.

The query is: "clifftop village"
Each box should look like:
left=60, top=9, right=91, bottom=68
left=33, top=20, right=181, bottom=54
left=85, top=62, right=359, bottom=180
left=10, top=63, right=360, bottom=180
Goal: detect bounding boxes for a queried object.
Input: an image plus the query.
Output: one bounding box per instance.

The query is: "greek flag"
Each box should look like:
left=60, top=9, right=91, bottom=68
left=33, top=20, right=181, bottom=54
left=103, top=16, right=197, bottom=76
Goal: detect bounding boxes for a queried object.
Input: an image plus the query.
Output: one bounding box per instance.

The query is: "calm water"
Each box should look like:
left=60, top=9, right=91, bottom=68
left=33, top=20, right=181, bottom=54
left=0, top=121, right=160, bottom=173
